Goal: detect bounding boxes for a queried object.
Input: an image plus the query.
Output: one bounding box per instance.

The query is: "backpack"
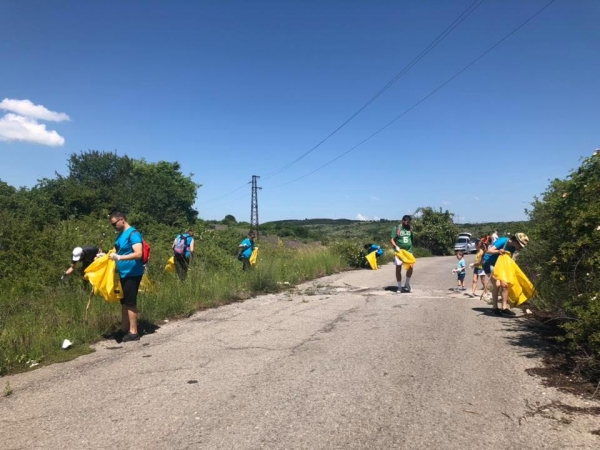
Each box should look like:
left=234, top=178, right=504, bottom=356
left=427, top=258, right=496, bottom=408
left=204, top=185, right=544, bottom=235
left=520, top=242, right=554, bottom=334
left=173, top=234, right=189, bottom=255
left=129, top=230, right=151, bottom=265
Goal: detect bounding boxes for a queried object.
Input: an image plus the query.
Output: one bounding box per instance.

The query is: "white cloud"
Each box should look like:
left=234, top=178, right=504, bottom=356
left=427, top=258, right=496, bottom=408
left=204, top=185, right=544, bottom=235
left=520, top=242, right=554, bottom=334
left=0, top=99, right=69, bottom=146
left=0, top=98, right=70, bottom=122
left=443, top=200, right=450, bottom=205
left=373, top=216, right=380, bottom=221
left=0, top=113, right=65, bottom=146
left=356, top=213, right=368, bottom=221
left=370, top=196, right=380, bottom=201
left=474, top=196, right=480, bottom=201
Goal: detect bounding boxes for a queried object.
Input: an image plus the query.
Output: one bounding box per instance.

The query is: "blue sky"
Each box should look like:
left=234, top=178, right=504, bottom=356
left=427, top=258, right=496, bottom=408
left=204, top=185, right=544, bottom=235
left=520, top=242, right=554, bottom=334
left=0, top=0, right=598, bottom=223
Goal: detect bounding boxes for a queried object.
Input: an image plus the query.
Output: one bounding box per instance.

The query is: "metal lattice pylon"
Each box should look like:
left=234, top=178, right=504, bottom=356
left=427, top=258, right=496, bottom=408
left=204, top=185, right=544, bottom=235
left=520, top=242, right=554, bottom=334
left=250, top=175, right=261, bottom=239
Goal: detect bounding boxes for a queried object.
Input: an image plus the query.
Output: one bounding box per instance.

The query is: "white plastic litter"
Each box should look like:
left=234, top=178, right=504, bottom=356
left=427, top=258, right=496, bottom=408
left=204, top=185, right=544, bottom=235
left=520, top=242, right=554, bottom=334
left=62, top=339, right=73, bottom=349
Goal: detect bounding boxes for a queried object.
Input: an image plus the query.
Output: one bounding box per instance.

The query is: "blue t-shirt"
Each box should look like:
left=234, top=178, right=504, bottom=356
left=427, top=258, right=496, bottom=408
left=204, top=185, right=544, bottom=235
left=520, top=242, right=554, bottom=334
left=369, top=244, right=384, bottom=257
left=483, top=236, right=516, bottom=266
left=185, top=235, right=194, bottom=259
left=457, top=259, right=466, bottom=272
left=114, top=227, right=144, bottom=278
left=239, top=237, right=254, bottom=259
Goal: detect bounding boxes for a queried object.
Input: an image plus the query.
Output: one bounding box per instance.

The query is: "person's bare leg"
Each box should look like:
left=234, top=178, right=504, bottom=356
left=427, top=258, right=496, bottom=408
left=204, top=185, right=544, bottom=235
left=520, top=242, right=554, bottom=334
left=481, top=275, right=488, bottom=295
left=127, top=306, right=138, bottom=334
left=471, top=274, right=478, bottom=295
left=501, top=282, right=509, bottom=310
left=491, top=275, right=500, bottom=310
left=395, top=265, right=402, bottom=289
left=405, top=266, right=413, bottom=290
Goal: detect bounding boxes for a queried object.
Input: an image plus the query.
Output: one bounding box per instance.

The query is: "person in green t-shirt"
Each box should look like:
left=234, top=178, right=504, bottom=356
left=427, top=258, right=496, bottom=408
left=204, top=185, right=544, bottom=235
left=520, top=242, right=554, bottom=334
left=390, top=215, right=414, bottom=293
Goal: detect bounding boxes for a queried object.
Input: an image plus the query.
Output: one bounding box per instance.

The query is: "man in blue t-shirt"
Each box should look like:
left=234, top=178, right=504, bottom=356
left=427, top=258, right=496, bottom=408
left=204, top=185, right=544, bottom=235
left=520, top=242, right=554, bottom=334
left=109, top=212, right=144, bottom=342
left=483, top=232, right=529, bottom=316
left=237, top=231, right=255, bottom=271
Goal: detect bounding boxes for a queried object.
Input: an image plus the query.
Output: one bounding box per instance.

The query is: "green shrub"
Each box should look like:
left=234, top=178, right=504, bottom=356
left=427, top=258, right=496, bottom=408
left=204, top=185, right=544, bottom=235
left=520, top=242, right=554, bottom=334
left=519, top=150, right=600, bottom=379
left=412, top=207, right=457, bottom=255
left=331, top=240, right=368, bottom=268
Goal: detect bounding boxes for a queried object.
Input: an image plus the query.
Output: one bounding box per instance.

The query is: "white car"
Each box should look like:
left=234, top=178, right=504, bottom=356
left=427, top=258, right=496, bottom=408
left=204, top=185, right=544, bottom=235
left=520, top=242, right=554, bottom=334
left=454, top=233, right=477, bottom=254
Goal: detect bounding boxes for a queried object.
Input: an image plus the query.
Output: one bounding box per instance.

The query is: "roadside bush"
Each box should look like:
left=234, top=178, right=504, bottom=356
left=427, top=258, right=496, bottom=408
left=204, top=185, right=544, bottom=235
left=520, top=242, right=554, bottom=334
left=331, top=240, right=366, bottom=268
left=519, top=150, right=600, bottom=379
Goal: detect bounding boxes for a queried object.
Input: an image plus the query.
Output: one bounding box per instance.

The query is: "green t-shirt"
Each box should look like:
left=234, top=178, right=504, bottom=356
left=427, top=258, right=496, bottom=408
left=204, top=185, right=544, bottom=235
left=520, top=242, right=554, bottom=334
left=391, top=225, right=413, bottom=252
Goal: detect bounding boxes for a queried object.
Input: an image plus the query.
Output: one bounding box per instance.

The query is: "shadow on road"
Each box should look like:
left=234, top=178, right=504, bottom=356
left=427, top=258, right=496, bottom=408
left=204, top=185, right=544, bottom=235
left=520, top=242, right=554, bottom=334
left=473, top=307, right=598, bottom=397
left=102, top=319, right=161, bottom=343
left=384, top=286, right=400, bottom=293
left=472, top=307, right=506, bottom=318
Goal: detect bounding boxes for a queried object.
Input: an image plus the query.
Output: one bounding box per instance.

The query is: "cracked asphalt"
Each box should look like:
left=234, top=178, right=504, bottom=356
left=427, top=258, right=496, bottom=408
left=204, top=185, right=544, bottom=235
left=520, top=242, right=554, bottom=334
left=1, top=255, right=598, bottom=449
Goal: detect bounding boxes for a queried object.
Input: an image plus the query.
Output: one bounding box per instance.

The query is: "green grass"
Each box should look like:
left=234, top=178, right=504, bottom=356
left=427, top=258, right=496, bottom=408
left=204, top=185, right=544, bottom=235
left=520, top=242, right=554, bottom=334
left=0, top=241, right=349, bottom=375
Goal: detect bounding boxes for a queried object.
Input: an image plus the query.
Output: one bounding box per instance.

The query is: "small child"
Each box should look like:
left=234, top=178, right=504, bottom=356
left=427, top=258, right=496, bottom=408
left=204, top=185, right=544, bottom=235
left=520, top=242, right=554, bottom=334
left=469, top=240, right=488, bottom=298
left=452, top=251, right=466, bottom=291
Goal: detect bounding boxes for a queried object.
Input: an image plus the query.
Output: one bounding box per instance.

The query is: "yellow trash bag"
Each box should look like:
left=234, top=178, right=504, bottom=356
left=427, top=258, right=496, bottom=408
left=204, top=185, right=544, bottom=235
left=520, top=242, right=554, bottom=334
left=84, top=252, right=123, bottom=303
left=249, top=247, right=259, bottom=266
left=164, top=256, right=175, bottom=273
left=365, top=251, right=378, bottom=270
left=139, top=272, right=157, bottom=293
left=493, top=254, right=536, bottom=306
left=395, top=249, right=416, bottom=271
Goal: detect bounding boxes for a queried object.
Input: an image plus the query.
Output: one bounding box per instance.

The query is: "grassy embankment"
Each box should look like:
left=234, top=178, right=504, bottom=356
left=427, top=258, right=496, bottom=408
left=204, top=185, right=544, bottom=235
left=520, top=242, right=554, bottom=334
left=0, top=240, right=354, bottom=376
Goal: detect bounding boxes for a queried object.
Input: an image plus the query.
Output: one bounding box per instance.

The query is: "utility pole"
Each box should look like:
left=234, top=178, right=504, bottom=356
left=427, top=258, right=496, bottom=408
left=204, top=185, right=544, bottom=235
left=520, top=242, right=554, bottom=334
left=250, top=175, right=261, bottom=239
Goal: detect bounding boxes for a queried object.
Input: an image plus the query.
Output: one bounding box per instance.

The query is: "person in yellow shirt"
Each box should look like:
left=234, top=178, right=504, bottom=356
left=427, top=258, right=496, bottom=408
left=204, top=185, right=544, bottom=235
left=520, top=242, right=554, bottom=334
left=469, top=240, right=488, bottom=298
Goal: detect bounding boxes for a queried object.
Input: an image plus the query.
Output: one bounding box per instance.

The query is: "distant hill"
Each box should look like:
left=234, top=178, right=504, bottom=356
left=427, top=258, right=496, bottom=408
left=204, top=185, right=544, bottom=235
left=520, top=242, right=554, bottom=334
left=263, top=218, right=527, bottom=231
left=260, top=218, right=530, bottom=244
left=264, top=218, right=394, bottom=226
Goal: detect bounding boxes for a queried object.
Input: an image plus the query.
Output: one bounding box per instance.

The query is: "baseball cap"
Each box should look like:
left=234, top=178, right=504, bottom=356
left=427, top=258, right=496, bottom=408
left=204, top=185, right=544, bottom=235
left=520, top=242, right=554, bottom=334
left=72, top=247, right=83, bottom=262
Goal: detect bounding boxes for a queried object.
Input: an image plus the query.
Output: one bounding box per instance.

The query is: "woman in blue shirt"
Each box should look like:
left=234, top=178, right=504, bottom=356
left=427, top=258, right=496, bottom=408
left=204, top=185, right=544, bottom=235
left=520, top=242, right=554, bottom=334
left=109, top=212, right=144, bottom=342
left=483, top=232, right=529, bottom=316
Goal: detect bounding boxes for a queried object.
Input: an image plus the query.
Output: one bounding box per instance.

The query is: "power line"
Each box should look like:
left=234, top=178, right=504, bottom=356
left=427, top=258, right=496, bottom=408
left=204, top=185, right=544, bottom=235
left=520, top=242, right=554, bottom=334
left=261, top=0, right=487, bottom=180
left=197, top=181, right=250, bottom=206
left=265, top=0, right=558, bottom=190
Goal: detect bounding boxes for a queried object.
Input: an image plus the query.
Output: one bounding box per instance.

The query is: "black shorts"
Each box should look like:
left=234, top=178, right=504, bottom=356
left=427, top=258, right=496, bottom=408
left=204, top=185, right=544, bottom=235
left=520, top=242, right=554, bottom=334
left=120, top=275, right=142, bottom=307
left=483, top=260, right=494, bottom=276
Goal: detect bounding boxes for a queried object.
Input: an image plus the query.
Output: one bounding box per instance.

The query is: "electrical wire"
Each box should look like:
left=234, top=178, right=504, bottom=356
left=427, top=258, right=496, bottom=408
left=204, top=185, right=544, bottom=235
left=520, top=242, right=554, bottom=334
left=261, top=0, right=487, bottom=180
left=197, top=181, right=250, bottom=206
left=265, top=0, right=558, bottom=190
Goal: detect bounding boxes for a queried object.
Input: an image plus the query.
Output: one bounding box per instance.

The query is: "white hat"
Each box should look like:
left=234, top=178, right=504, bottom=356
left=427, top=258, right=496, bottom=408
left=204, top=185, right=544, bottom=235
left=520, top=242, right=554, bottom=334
left=72, top=247, right=83, bottom=262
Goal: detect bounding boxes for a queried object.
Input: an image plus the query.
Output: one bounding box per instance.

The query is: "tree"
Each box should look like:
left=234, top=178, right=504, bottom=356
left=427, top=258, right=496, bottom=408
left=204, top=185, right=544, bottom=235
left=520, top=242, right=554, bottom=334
left=412, top=207, right=457, bottom=255
left=34, top=151, right=200, bottom=225
left=221, top=214, right=237, bottom=225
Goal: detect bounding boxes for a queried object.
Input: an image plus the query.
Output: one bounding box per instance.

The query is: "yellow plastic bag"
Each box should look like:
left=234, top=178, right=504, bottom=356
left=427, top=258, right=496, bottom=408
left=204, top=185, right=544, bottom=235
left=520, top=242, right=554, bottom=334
left=84, top=252, right=123, bottom=303
left=493, top=254, right=536, bottom=306
left=395, top=249, right=416, bottom=271
left=249, top=247, right=259, bottom=266
left=164, top=256, right=175, bottom=273
left=365, top=251, right=378, bottom=270
left=139, top=272, right=157, bottom=293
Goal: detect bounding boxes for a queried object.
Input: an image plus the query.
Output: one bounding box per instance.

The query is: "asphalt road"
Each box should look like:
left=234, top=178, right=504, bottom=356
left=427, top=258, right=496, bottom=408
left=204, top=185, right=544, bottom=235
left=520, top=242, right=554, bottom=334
left=1, top=255, right=598, bottom=449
